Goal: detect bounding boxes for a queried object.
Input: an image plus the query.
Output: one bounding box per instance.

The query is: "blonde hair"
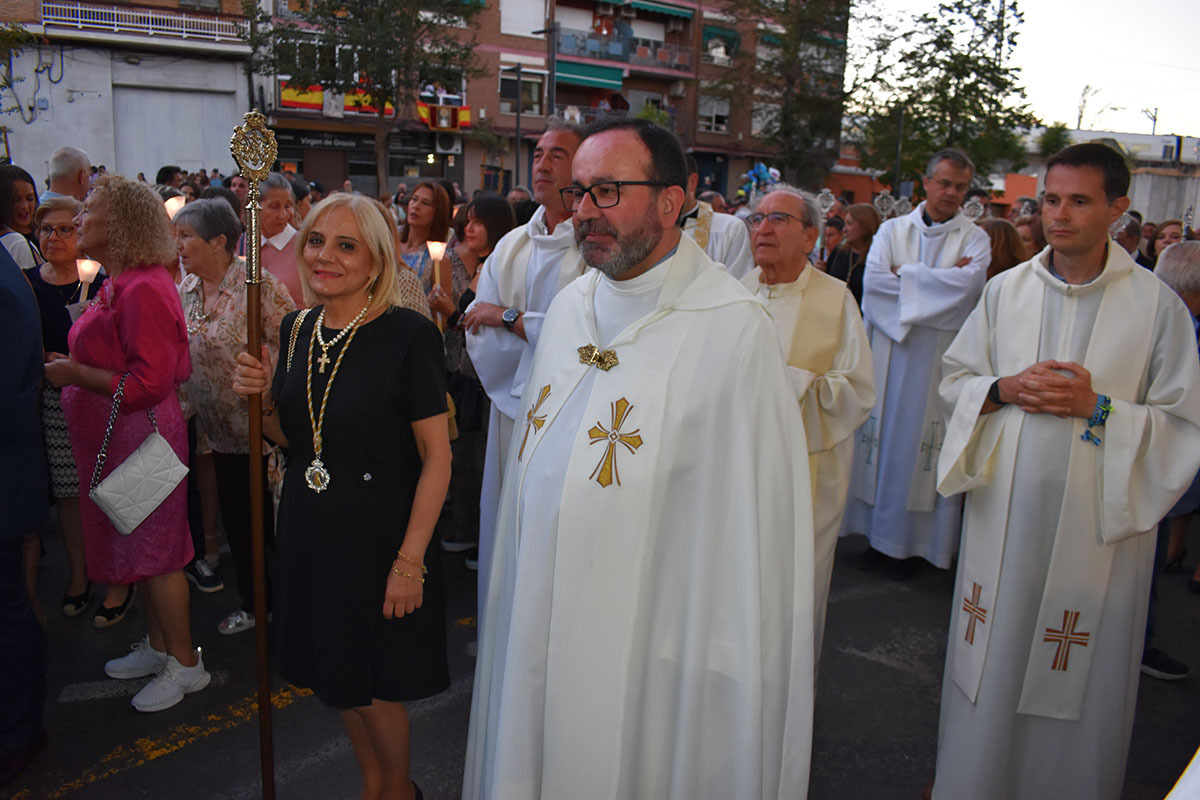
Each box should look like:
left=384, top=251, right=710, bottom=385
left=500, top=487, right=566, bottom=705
left=34, top=195, right=83, bottom=226
left=90, top=174, right=176, bottom=268
left=295, top=193, right=402, bottom=318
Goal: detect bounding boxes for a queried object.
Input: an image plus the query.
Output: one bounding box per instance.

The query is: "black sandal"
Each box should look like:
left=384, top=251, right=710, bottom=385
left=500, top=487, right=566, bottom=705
left=61, top=582, right=92, bottom=617
left=93, top=586, right=134, bottom=628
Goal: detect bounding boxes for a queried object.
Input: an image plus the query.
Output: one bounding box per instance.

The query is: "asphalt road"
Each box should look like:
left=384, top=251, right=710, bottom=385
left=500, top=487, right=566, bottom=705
left=8, top=515, right=1200, bottom=800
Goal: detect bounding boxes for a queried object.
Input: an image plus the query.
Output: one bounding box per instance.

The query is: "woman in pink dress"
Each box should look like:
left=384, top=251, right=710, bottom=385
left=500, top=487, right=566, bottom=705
left=45, top=175, right=210, bottom=713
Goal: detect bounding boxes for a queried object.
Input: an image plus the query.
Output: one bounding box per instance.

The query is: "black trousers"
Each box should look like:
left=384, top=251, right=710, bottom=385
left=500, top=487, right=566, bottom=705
left=212, top=452, right=274, bottom=613
left=0, top=538, right=45, bottom=756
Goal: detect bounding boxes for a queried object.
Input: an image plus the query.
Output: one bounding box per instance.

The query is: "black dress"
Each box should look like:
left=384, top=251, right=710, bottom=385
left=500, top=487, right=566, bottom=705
left=825, top=247, right=865, bottom=308
left=271, top=307, right=450, bottom=709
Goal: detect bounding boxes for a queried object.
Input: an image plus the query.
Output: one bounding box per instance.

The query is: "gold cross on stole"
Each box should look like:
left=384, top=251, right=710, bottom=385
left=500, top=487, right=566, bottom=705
left=1043, top=609, right=1090, bottom=672
left=518, top=385, right=552, bottom=461
left=587, top=397, right=643, bottom=487
left=961, top=582, right=987, bottom=645
left=578, top=344, right=619, bottom=371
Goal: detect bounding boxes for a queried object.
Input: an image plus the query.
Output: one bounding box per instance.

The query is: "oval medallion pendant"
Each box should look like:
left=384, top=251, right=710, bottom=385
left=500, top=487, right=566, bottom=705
left=305, top=458, right=331, bottom=493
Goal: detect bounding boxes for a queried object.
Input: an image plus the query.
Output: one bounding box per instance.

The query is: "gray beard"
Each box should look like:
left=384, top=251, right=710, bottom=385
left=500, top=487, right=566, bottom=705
left=576, top=219, right=660, bottom=279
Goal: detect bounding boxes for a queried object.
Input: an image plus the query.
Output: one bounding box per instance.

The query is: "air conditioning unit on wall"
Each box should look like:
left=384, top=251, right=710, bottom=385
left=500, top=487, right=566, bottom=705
left=666, top=18, right=684, bottom=33
left=598, top=2, right=616, bottom=15
left=435, top=133, right=462, bottom=155
left=668, top=81, right=686, bottom=98
left=619, top=5, right=636, bottom=17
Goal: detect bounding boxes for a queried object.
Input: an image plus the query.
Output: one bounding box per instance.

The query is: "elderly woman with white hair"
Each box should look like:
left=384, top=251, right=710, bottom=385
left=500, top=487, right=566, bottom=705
left=175, top=198, right=295, bottom=634
left=258, top=172, right=303, bottom=306
left=1155, top=240, right=1200, bottom=596
left=232, top=193, right=451, bottom=799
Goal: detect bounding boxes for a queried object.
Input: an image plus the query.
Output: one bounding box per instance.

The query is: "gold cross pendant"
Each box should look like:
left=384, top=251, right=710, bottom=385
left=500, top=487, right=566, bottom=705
left=578, top=344, right=619, bottom=371
left=317, top=349, right=331, bottom=373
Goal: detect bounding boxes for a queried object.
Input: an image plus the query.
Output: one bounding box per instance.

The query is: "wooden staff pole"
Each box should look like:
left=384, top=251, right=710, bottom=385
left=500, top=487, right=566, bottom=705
left=231, top=110, right=278, bottom=800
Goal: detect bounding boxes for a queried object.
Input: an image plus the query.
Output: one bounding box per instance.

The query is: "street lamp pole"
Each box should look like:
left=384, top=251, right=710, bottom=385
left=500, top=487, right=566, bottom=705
left=533, top=22, right=559, bottom=117
left=503, top=63, right=523, bottom=191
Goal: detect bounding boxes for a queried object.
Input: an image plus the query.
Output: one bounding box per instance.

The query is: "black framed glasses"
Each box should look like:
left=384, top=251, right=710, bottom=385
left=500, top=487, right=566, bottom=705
left=560, top=181, right=669, bottom=212
left=748, top=211, right=803, bottom=228
left=38, top=224, right=77, bottom=238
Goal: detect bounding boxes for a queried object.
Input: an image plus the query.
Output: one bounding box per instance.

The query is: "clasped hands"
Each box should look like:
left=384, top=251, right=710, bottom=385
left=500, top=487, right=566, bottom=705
left=992, top=360, right=1098, bottom=418
left=460, top=301, right=504, bottom=335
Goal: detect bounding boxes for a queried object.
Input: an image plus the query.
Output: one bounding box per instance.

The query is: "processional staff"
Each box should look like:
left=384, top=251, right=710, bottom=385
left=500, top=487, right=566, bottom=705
left=230, top=109, right=279, bottom=800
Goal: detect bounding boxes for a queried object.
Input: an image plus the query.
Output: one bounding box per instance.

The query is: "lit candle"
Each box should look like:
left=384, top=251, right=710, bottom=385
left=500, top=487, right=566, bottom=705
left=164, top=195, right=186, bottom=220
left=426, top=240, right=447, bottom=332
left=76, top=258, right=101, bottom=299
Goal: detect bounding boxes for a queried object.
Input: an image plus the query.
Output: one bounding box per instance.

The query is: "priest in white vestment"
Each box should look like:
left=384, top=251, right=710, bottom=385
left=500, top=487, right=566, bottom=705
left=932, top=143, right=1200, bottom=800
left=679, top=154, right=754, bottom=279
left=741, top=186, right=874, bottom=661
left=464, top=123, right=585, bottom=622
left=465, top=118, right=816, bottom=800
left=844, top=148, right=991, bottom=573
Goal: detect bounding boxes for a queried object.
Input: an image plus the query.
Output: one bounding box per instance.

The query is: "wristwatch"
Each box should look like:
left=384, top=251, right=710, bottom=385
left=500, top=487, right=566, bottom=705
left=501, top=307, right=521, bottom=331
left=987, top=379, right=1005, bottom=406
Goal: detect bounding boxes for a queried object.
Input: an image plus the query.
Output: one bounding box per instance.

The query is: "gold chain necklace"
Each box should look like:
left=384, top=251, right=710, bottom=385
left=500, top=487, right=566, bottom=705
left=314, top=302, right=370, bottom=373
left=303, top=298, right=372, bottom=493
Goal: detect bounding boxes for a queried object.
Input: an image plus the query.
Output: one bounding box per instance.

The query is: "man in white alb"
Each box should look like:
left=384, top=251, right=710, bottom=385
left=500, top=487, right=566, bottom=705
left=741, top=186, right=874, bottom=660
left=932, top=143, right=1200, bottom=799
left=463, top=120, right=585, bottom=618
left=464, top=118, right=816, bottom=800
left=844, top=148, right=991, bottom=576
left=678, top=153, right=754, bottom=279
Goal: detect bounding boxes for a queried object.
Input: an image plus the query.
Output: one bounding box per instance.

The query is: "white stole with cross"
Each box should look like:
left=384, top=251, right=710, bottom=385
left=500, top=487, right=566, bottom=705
left=938, top=247, right=1171, bottom=719
left=857, top=212, right=974, bottom=509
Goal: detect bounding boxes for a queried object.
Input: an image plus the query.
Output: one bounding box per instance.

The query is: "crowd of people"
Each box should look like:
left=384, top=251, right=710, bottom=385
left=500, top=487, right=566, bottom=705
left=3, top=122, right=1200, bottom=800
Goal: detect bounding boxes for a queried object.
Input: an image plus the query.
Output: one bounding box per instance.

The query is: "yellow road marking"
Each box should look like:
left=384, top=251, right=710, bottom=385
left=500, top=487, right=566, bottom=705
left=9, top=684, right=313, bottom=799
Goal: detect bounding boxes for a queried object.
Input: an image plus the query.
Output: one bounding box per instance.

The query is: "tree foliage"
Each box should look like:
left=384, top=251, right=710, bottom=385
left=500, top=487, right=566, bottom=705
left=850, top=0, right=1038, bottom=188
left=241, top=0, right=482, bottom=189
left=1038, top=122, right=1072, bottom=158
left=715, top=0, right=851, bottom=188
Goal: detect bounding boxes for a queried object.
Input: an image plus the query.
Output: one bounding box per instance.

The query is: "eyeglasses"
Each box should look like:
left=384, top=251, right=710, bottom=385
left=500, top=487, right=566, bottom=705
left=38, top=224, right=77, bottom=238
left=749, top=212, right=803, bottom=228
left=560, top=181, right=669, bottom=212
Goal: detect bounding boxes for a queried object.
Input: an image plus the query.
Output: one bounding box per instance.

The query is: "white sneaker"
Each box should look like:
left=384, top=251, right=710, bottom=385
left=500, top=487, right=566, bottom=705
left=218, top=609, right=255, bottom=635
left=105, top=636, right=167, bottom=679
left=131, top=651, right=210, bottom=712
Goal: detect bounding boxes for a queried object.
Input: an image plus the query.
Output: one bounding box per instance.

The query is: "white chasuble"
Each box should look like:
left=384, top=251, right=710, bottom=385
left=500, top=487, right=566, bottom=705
left=466, top=205, right=585, bottom=624
left=932, top=246, right=1200, bottom=800
left=682, top=201, right=755, bottom=280
left=465, top=235, right=817, bottom=800
left=742, top=265, right=875, bottom=661
left=844, top=202, right=991, bottom=567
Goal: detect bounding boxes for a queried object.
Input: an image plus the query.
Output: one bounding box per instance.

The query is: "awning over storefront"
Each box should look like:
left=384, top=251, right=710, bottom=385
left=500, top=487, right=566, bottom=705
left=630, top=0, right=693, bottom=19
left=555, top=60, right=624, bottom=90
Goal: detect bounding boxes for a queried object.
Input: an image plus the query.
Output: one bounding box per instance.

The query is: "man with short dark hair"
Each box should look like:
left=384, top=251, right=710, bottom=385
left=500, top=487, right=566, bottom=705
left=677, top=153, right=753, bottom=278
left=698, top=189, right=726, bottom=213
left=846, top=148, right=991, bottom=577
left=931, top=143, right=1200, bottom=798
left=465, top=118, right=816, bottom=799
left=155, top=165, right=183, bottom=188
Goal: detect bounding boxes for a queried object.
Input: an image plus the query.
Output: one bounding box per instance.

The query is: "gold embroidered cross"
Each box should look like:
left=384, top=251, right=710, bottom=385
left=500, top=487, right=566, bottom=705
left=962, top=582, right=987, bottom=645
left=578, top=344, right=619, bottom=371
left=518, top=384, right=551, bottom=461
left=587, top=397, right=643, bottom=487
left=1043, top=609, right=1090, bottom=672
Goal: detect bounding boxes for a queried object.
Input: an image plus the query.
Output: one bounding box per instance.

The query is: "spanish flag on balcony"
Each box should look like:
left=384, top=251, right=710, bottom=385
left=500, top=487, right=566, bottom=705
left=417, top=102, right=472, bottom=130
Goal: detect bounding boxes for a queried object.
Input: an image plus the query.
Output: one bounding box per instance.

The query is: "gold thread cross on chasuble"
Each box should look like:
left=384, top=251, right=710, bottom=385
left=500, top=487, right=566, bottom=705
left=587, top=397, right=644, bottom=487
left=518, top=385, right=552, bottom=461
left=1043, top=609, right=1090, bottom=671
left=962, top=582, right=987, bottom=645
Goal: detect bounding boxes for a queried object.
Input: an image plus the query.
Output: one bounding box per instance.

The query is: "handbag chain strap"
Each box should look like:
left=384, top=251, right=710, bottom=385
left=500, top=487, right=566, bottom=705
left=89, top=373, right=159, bottom=492
left=286, top=308, right=312, bottom=372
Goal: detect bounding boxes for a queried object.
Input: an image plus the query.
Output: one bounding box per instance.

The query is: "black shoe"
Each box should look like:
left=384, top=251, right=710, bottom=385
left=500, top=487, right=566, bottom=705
left=1141, top=647, right=1189, bottom=680
left=94, top=586, right=134, bottom=628
left=185, top=559, right=224, bottom=594
left=412, top=781, right=424, bottom=800
left=858, top=547, right=889, bottom=571
left=891, top=557, right=921, bottom=581
left=62, top=582, right=92, bottom=617
left=1165, top=548, right=1187, bottom=573
left=464, top=547, right=479, bottom=571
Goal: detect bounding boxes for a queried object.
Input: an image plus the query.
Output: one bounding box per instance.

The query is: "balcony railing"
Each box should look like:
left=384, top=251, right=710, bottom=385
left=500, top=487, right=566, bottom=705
left=557, top=26, right=692, bottom=72
left=41, top=0, right=248, bottom=42
left=555, top=104, right=692, bottom=138
left=701, top=51, right=733, bottom=67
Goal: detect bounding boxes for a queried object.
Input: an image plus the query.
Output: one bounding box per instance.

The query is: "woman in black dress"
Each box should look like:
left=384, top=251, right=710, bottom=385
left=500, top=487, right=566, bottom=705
left=233, top=192, right=451, bottom=800
left=824, top=202, right=881, bottom=307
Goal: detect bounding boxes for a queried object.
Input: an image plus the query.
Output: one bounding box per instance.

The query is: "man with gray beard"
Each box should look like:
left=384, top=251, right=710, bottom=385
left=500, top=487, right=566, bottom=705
left=465, top=117, right=817, bottom=799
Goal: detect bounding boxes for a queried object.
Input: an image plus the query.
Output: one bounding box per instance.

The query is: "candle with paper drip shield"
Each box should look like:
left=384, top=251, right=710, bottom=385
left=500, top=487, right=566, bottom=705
left=426, top=240, right=447, bottom=332
left=76, top=258, right=101, bottom=298
left=164, top=195, right=186, bottom=220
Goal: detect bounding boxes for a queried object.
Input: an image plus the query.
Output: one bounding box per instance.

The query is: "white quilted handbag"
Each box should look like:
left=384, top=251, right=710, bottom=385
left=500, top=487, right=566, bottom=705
left=88, top=373, right=189, bottom=535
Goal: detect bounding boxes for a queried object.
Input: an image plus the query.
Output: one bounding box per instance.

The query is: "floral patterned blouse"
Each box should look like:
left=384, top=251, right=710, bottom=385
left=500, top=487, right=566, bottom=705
left=178, top=257, right=296, bottom=453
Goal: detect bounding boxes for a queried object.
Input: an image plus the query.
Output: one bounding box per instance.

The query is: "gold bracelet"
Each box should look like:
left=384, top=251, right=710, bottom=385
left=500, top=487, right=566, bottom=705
left=395, top=550, right=427, bottom=573
left=391, top=566, right=425, bottom=584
